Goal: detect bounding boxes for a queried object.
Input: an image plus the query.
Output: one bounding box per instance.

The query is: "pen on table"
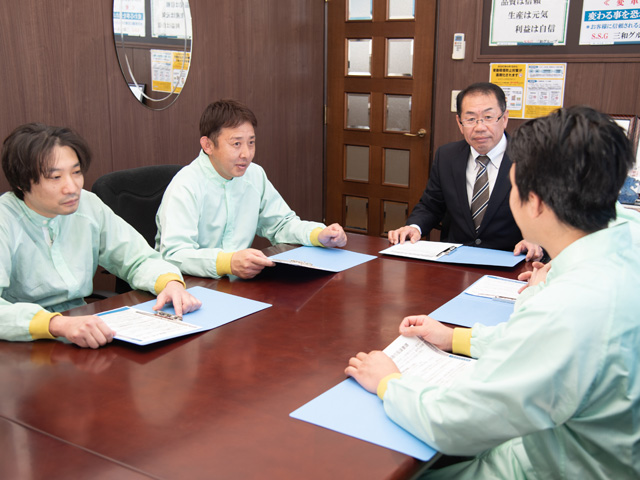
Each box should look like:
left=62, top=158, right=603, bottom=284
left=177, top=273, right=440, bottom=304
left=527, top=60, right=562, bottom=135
left=492, top=295, right=516, bottom=303
left=436, top=246, right=457, bottom=258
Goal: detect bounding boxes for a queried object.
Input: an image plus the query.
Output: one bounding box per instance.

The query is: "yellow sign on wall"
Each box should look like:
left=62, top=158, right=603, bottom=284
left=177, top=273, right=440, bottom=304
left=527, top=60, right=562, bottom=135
left=490, top=64, right=526, bottom=118
left=490, top=63, right=566, bottom=119
left=151, top=50, right=191, bottom=94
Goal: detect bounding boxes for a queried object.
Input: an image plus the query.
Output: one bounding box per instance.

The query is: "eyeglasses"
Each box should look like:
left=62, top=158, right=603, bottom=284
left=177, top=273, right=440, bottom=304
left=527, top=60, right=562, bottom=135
left=459, top=113, right=505, bottom=127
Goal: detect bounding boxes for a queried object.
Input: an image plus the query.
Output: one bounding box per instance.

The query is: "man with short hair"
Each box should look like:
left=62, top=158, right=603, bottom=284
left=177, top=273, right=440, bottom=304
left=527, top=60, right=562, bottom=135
left=156, top=99, right=347, bottom=279
left=388, top=82, right=542, bottom=260
left=347, top=106, right=640, bottom=478
left=0, top=123, right=201, bottom=349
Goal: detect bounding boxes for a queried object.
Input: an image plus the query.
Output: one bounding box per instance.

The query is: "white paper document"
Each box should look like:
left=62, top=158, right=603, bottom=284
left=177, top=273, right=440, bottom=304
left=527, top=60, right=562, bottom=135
left=99, top=307, right=202, bottom=344
left=383, top=335, right=475, bottom=387
left=380, top=241, right=462, bottom=261
left=464, top=275, right=526, bottom=303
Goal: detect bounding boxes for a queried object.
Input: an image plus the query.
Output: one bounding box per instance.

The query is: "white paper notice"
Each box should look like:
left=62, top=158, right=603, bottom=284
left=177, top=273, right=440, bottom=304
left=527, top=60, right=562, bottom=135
left=489, top=0, right=570, bottom=46
left=580, top=0, right=640, bottom=45
left=380, top=241, right=462, bottom=261
left=464, top=275, right=526, bottom=303
left=383, top=336, right=475, bottom=387
left=113, top=0, right=146, bottom=37
left=99, top=307, right=201, bottom=343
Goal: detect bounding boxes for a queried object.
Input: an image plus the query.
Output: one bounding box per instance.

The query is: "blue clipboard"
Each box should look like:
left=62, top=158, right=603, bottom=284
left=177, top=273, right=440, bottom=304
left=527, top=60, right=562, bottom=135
left=270, top=246, right=377, bottom=272
left=435, top=246, right=525, bottom=267
left=99, top=286, right=271, bottom=345
left=290, top=378, right=437, bottom=461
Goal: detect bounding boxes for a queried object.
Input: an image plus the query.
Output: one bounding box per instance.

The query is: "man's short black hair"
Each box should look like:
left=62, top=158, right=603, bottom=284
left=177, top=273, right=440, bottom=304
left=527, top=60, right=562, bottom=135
left=1, top=123, right=92, bottom=200
left=456, top=82, right=507, bottom=116
left=508, top=106, right=633, bottom=233
left=199, top=99, right=258, bottom=146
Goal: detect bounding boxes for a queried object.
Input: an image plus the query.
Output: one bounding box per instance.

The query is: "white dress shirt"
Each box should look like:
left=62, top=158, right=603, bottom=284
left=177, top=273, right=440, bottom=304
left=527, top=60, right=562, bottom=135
left=465, top=134, right=507, bottom=207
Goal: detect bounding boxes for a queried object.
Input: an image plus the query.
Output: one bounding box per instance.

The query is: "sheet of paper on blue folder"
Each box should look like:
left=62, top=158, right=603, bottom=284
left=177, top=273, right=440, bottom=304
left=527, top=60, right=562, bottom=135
left=99, top=286, right=271, bottom=345
left=270, top=246, right=377, bottom=272
left=380, top=242, right=525, bottom=267
left=290, top=377, right=437, bottom=461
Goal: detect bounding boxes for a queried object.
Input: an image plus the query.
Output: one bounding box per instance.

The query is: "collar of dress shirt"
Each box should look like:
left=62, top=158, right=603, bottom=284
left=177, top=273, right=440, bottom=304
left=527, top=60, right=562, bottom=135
left=469, top=133, right=508, bottom=169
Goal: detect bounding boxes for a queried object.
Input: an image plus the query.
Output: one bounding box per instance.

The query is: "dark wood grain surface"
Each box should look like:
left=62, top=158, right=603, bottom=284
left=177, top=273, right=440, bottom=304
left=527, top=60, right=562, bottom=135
left=0, top=234, right=529, bottom=479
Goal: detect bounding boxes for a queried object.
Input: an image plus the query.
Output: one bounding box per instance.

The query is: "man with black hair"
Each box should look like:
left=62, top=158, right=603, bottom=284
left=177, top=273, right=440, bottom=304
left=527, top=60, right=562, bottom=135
left=0, top=123, right=201, bottom=348
left=388, top=82, right=542, bottom=260
left=156, top=99, right=347, bottom=279
left=346, top=106, right=640, bottom=478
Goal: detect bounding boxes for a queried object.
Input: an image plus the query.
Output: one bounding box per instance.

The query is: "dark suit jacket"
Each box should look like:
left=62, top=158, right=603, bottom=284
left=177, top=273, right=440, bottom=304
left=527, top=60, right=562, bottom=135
left=406, top=138, right=523, bottom=251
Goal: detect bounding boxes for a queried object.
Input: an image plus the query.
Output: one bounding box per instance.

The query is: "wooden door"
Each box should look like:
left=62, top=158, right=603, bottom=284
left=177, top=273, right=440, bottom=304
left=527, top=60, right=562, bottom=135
left=326, top=0, right=436, bottom=237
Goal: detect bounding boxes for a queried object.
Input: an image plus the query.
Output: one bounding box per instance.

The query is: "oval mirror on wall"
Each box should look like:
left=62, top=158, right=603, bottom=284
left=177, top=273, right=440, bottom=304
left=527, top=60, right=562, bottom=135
left=113, top=0, right=192, bottom=110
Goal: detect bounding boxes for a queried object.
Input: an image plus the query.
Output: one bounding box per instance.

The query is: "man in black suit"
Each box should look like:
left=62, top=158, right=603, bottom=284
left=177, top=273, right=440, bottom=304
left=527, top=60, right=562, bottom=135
left=388, top=82, right=542, bottom=260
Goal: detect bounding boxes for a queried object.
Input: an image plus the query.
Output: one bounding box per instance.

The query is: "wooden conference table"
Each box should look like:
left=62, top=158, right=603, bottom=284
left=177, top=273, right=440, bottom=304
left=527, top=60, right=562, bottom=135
left=0, top=234, right=529, bottom=480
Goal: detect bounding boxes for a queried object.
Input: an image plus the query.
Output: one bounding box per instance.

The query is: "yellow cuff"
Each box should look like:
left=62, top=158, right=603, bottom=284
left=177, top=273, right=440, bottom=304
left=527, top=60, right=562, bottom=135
left=452, top=327, right=472, bottom=357
left=216, top=251, right=234, bottom=276
left=29, top=310, right=61, bottom=340
left=310, top=227, right=324, bottom=247
left=377, top=372, right=403, bottom=400
left=154, top=273, right=185, bottom=294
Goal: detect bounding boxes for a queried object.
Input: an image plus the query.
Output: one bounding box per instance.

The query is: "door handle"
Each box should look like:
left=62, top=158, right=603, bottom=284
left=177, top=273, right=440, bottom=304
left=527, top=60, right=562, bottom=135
left=403, top=128, right=426, bottom=138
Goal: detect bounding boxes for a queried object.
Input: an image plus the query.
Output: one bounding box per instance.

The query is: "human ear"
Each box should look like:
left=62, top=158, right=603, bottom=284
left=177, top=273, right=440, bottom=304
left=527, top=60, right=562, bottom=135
left=200, top=136, right=212, bottom=154
left=456, top=115, right=464, bottom=135
left=527, top=192, right=544, bottom=218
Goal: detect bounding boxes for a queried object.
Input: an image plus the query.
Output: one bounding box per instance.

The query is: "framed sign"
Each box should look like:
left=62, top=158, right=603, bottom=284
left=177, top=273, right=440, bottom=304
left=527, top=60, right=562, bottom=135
left=476, top=0, right=640, bottom=61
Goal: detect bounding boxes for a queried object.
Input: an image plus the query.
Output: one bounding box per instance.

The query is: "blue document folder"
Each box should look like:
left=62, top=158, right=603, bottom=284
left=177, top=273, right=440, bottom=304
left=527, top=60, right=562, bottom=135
left=290, top=280, right=516, bottom=458
left=429, top=292, right=515, bottom=328
left=290, top=377, right=437, bottom=461
left=270, top=246, right=377, bottom=272
left=380, top=243, right=525, bottom=267
left=436, top=246, right=524, bottom=267
left=99, top=286, right=271, bottom=345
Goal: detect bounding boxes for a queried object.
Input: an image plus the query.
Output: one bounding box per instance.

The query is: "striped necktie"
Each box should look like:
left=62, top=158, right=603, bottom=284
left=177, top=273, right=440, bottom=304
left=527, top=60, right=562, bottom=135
left=471, top=155, right=490, bottom=232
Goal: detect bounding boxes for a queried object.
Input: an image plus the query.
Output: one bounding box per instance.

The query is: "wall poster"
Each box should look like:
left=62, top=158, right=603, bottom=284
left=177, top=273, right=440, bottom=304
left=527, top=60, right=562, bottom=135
left=490, top=63, right=566, bottom=119
left=580, top=0, right=640, bottom=45
left=489, top=0, right=571, bottom=46
left=151, top=50, right=191, bottom=94
left=113, top=0, right=146, bottom=37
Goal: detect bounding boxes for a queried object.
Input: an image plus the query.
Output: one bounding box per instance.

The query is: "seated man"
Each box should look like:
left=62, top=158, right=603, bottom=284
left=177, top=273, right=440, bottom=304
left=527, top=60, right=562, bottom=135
left=388, top=82, right=542, bottom=261
left=0, top=123, right=201, bottom=349
left=156, top=99, right=347, bottom=279
left=346, top=106, right=640, bottom=478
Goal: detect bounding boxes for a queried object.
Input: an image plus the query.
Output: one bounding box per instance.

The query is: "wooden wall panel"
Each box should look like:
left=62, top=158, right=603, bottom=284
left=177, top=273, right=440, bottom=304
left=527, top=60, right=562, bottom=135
left=0, top=0, right=325, bottom=222
left=432, top=0, right=640, bottom=158
left=0, top=1, right=113, bottom=187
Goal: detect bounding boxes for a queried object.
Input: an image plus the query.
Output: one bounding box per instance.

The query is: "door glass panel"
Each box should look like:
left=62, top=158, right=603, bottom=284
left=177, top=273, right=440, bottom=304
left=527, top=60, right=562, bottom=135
left=383, top=201, right=408, bottom=234
left=386, top=38, right=413, bottom=77
left=345, top=196, right=369, bottom=232
left=385, top=94, right=411, bottom=132
left=388, top=0, right=415, bottom=20
left=346, top=93, right=371, bottom=130
left=345, top=145, right=370, bottom=182
left=347, top=38, right=372, bottom=76
left=347, top=0, right=373, bottom=20
left=384, top=148, right=410, bottom=186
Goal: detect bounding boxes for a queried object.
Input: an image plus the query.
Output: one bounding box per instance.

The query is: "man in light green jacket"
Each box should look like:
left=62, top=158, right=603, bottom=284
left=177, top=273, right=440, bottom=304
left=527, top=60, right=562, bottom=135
left=0, top=123, right=201, bottom=348
left=155, top=99, right=347, bottom=279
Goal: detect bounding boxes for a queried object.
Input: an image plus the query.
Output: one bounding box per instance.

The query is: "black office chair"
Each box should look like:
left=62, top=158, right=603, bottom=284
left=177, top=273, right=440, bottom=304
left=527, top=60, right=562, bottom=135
left=91, top=164, right=183, bottom=293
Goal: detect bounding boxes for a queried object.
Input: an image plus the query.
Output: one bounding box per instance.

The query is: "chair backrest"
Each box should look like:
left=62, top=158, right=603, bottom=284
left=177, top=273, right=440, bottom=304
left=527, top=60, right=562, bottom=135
left=91, top=164, right=183, bottom=247
left=91, top=164, right=183, bottom=293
